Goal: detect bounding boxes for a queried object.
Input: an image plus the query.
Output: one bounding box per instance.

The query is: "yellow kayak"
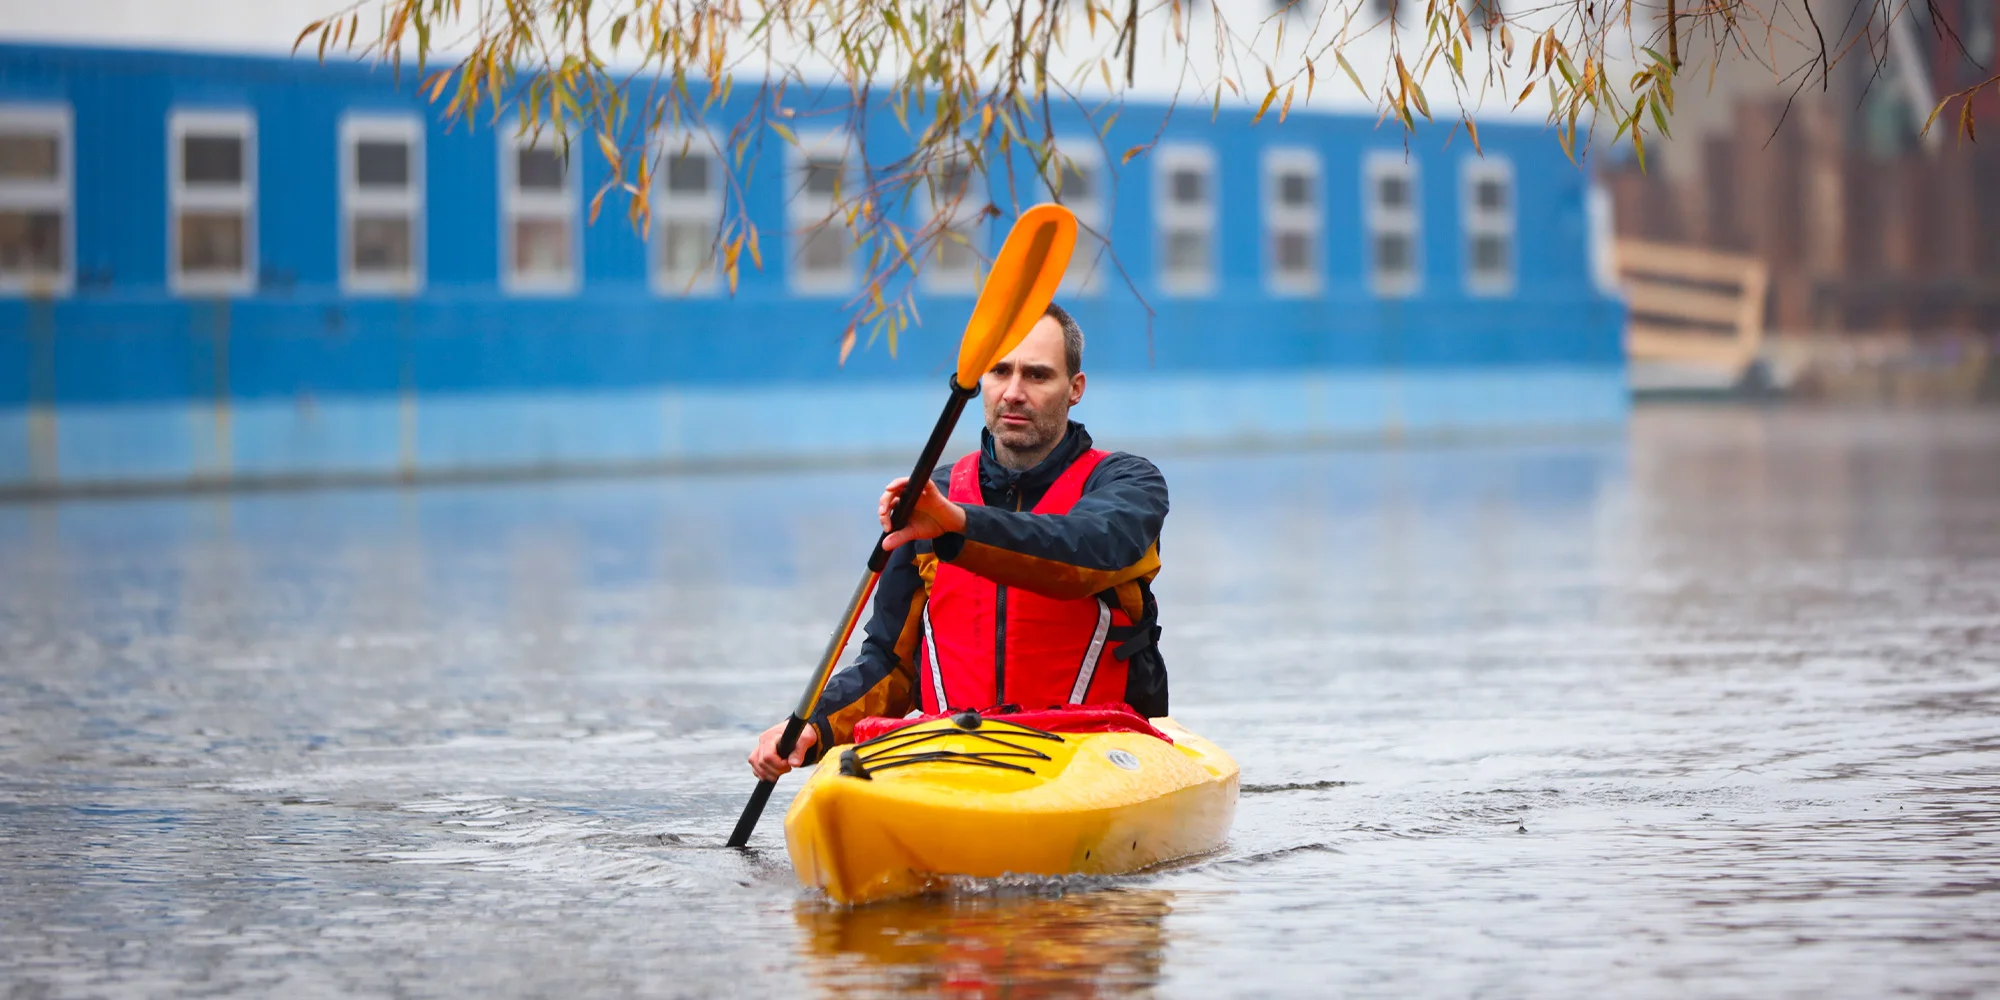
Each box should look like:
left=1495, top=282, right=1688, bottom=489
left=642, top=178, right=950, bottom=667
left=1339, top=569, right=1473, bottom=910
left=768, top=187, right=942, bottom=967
left=783, top=711, right=1239, bottom=905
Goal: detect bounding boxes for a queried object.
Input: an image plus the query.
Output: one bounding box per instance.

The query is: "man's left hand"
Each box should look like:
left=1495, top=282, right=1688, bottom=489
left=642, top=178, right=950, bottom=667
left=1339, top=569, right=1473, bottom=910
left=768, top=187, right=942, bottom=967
left=879, top=476, right=967, bottom=550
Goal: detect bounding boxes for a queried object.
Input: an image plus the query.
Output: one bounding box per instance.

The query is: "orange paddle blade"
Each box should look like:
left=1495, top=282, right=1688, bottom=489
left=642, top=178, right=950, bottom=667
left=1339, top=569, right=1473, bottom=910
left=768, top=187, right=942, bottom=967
left=954, top=203, right=1078, bottom=389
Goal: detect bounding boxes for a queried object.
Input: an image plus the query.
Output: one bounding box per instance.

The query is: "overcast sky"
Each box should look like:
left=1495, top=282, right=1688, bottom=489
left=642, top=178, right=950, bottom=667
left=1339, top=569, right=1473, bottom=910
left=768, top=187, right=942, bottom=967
left=1, top=0, right=1575, bottom=123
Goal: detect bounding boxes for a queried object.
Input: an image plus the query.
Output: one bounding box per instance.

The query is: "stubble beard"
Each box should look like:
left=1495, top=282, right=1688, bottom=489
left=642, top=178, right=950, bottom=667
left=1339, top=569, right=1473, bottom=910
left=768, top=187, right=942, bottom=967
left=989, top=404, right=1067, bottom=468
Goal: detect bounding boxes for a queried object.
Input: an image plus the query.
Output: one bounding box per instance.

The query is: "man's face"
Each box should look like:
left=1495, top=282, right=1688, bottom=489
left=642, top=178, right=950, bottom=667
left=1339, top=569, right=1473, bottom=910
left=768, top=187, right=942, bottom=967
left=982, top=315, right=1085, bottom=458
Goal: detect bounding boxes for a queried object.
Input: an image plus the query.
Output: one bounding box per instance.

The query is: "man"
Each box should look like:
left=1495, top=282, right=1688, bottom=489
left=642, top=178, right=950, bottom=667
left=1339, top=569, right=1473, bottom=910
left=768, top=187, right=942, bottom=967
left=749, top=303, right=1170, bottom=780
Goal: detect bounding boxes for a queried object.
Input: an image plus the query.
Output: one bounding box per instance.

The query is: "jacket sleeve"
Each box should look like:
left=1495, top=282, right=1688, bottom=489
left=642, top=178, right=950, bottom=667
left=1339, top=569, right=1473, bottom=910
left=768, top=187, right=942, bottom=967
left=933, top=452, right=1167, bottom=601
left=803, top=470, right=950, bottom=749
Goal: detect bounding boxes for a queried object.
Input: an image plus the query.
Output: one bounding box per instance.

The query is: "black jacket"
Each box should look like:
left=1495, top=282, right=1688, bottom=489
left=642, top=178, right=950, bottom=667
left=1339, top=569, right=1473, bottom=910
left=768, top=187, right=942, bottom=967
left=809, top=421, right=1170, bottom=747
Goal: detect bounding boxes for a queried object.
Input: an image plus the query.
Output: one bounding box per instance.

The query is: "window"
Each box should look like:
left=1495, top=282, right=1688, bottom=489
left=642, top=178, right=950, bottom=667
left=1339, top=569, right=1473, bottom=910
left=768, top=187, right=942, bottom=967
left=922, top=154, right=983, bottom=294
left=1263, top=148, right=1321, bottom=295
left=1462, top=157, right=1514, bottom=295
left=501, top=127, right=577, bottom=293
left=1588, top=181, right=1618, bottom=295
left=651, top=132, right=721, bottom=294
left=788, top=134, right=854, bottom=294
left=341, top=114, right=422, bottom=294
left=170, top=110, right=255, bottom=295
left=1050, top=144, right=1106, bottom=295
left=1155, top=145, right=1216, bottom=295
left=0, top=104, right=71, bottom=296
left=1364, top=152, right=1420, bottom=297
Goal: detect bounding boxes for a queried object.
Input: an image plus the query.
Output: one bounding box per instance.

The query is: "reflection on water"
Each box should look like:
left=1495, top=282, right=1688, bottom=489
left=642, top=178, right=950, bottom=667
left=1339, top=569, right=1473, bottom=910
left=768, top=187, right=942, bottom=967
left=801, top=888, right=1173, bottom=998
left=2, top=407, right=1998, bottom=996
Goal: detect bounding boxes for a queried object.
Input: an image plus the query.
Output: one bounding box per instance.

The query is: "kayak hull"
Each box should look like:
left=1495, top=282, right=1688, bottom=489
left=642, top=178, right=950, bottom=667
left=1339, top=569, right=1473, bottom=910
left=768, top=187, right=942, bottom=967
left=783, top=716, right=1238, bottom=905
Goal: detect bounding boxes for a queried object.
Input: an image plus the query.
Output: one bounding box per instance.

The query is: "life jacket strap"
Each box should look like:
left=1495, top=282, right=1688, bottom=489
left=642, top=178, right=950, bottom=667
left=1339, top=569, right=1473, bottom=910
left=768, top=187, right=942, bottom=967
left=1108, top=598, right=1161, bottom=662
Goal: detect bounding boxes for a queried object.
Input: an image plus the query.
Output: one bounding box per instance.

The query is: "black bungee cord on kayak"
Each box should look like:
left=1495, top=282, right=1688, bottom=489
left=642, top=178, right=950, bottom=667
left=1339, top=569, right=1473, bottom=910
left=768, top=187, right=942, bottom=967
left=838, top=711, right=1065, bottom=780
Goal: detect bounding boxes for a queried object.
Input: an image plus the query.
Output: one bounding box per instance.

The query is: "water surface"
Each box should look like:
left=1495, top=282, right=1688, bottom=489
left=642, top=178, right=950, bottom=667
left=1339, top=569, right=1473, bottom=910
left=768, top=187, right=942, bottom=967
left=3, top=406, right=1997, bottom=997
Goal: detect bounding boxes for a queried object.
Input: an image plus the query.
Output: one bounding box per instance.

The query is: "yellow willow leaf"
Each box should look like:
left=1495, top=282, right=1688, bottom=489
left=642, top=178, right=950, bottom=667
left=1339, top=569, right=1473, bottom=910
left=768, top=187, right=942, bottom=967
left=771, top=121, right=797, bottom=145
left=1307, top=60, right=1317, bottom=101
left=1514, top=80, right=1535, bottom=108
left=293, top=19, right=322, bottom=55
left=425, top=69, right=451, bottom=102
left=1122, top=143, right=1147, bottom=164
left=1465, top=117, right=1481, bottom=153
left=1336, top=51, right=1366, bottom=97
left=1280, top=85, right=1295, bottom=123
left=595, top=131, right=620, bottom=171
left=1253, top=84, right=1279, bottom=125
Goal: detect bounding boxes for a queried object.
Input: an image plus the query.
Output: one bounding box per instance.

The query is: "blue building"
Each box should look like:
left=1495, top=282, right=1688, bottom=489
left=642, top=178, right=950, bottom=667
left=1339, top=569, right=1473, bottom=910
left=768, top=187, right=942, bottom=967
left=0, top=43, right=1626, bottom=495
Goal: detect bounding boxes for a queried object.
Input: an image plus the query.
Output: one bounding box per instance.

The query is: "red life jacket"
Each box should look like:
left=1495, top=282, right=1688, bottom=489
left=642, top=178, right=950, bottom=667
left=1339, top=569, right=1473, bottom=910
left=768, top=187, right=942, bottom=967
left=916, top=447, right=1134, bottom=713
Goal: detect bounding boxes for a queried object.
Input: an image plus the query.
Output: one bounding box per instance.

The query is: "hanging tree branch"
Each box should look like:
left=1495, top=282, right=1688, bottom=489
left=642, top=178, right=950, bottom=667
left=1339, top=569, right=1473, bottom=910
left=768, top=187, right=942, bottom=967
left=297, top=0, right=1995, bottom=360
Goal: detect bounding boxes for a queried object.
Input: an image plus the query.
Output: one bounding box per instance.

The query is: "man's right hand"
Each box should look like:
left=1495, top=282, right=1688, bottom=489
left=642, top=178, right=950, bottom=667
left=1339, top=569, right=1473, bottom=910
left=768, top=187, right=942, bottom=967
left=748, top=719, right=820, bottom=782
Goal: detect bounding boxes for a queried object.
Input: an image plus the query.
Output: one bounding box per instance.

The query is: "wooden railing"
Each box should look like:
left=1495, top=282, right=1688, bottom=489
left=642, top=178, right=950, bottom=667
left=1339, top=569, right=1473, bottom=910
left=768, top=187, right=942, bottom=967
left=1613, top=239, right=1769, bottom=377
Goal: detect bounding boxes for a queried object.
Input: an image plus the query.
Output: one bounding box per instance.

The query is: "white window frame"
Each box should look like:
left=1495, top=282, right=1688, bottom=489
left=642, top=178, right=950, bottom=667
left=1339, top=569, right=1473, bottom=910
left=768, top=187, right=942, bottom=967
left=1363, top=151, right=1420, bottom=298
left=1587, top=181, right=1619, bottom=295
left=1262, top=147, right=1322, bottom=296
left=1461, top=156, right=1516, bottom=296
left=0, top=103, right=73, bottom=297
left=921, top=152, right=985, bottom=296
left=340, top=113, right=424, bottom=296
left=169, top=109, right=257, bottom=297
left=1154, top=144, right=1217, bottom=296
left=1050, top=142, right=1107, bottom=296
left=499, top=124, right=579, bottom=296
left=650, top=129, right=722, bottom=295
left=787, top=131, right=856, bottom=296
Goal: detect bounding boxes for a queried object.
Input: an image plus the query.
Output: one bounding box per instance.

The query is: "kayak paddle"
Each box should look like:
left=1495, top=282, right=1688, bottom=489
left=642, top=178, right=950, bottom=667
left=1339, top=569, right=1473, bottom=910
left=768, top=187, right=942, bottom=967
left=726, top=203, right=1078, bottom=848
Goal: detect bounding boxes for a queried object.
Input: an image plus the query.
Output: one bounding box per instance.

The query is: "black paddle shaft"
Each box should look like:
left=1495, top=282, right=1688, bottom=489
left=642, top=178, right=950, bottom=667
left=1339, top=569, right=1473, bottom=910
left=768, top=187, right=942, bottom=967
left=869, top=375, right=982, bottom=573
left=726, top=375, right=980, bottom=848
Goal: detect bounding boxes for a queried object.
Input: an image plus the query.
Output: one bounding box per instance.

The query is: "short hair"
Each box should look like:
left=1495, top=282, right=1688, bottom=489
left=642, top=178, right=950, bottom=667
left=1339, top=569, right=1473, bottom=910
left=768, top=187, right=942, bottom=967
left=1044, top=301, right=1084, bottom=377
